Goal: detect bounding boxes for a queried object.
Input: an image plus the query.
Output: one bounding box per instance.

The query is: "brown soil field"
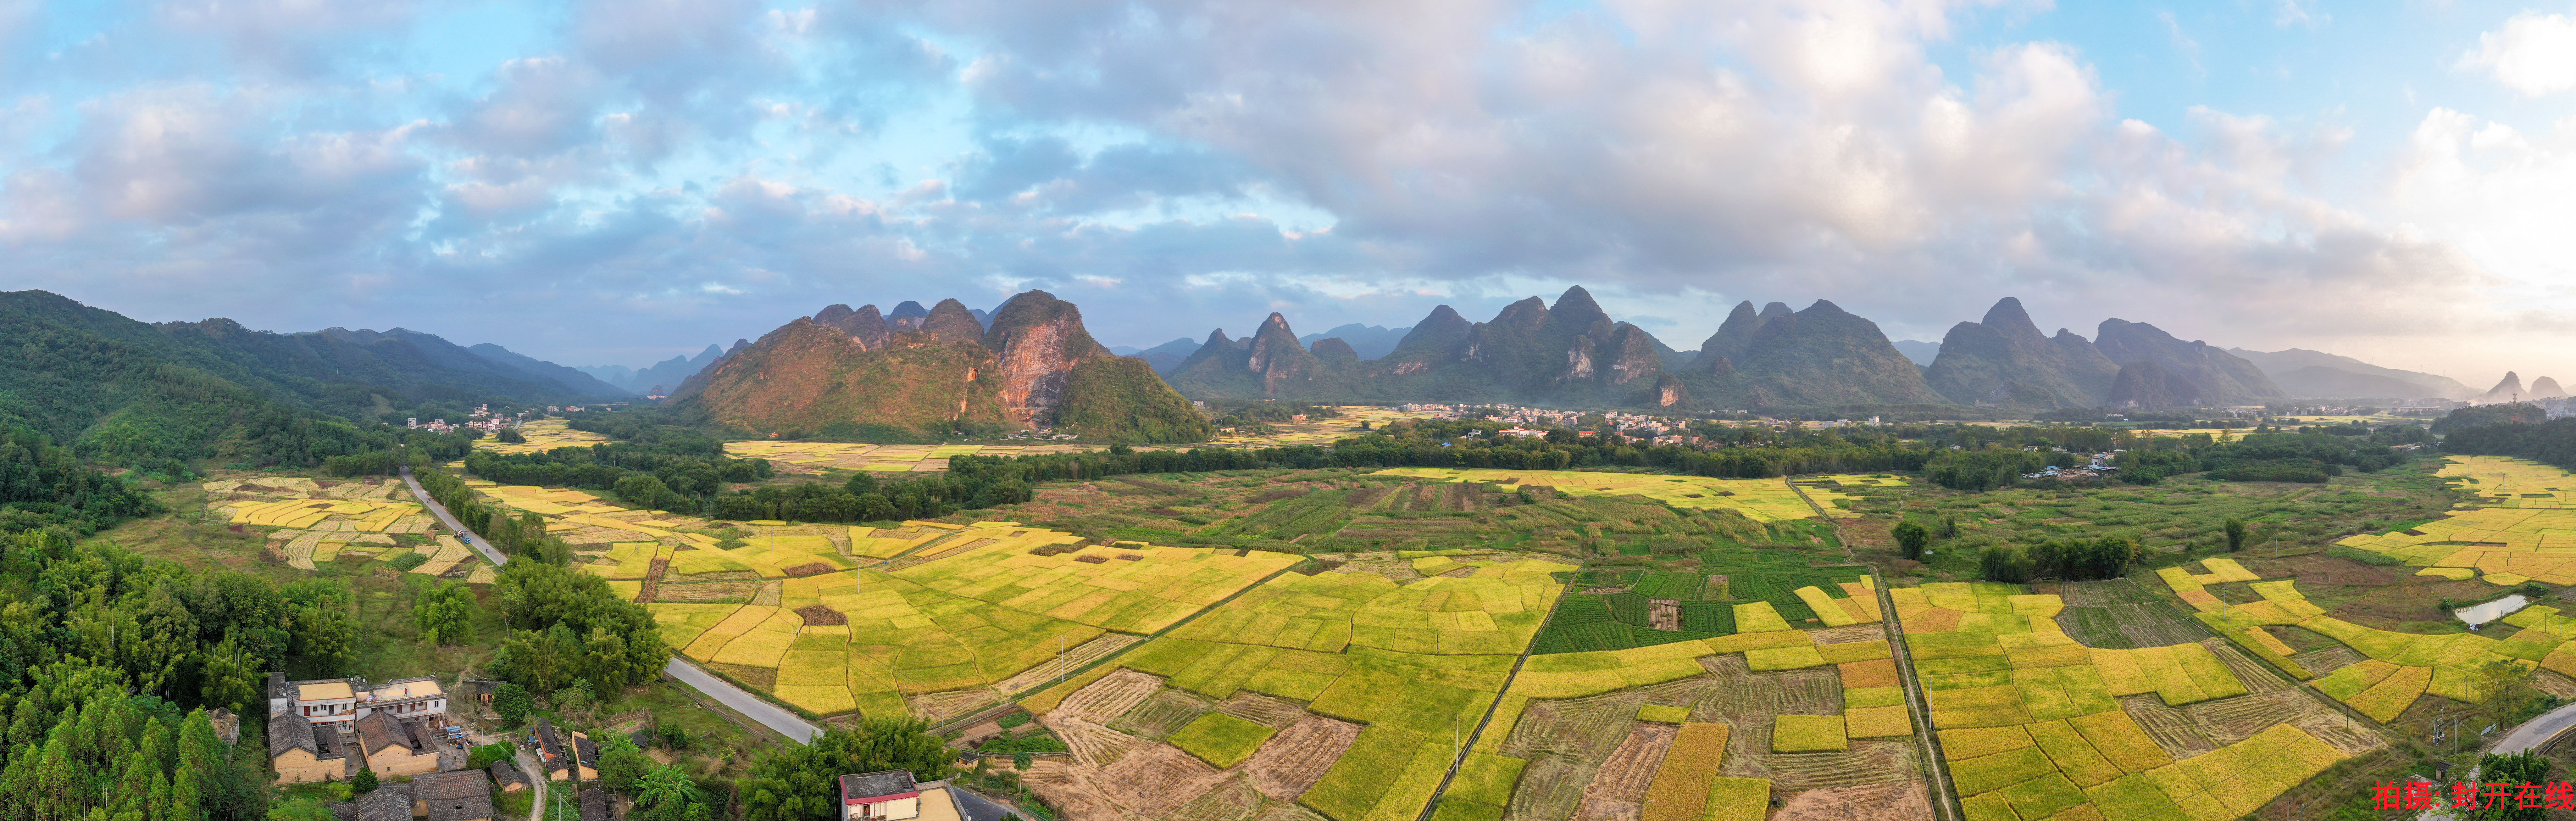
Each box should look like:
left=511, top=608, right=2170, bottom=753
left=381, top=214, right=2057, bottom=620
left=2120, top=695, right=2218, bottom=759
left=991, top=635, right=1146, bottom=696
left=1650, top=599, right=1680, bottom=631
left=907, top=689, right=996, bottom=724
left=1747, top=739, right=1917, bottom=791
left=1113, top=688, right=1214, bottom=740
left=1215, top=692, right=1310, bottom=729
left=1168, top=774, right=1264, bottom=821
left=1058, top=741, right=1231, bottom=818
left=1809, top=625, right=1887, bottom=644
left=1773, top=781, right=1936, bottom=821
left=1055, top=670, right=1166, bottom=724
left=1581, top=723, right=1676, bottom=807
left=1243, top=715, right=1362, bottom=801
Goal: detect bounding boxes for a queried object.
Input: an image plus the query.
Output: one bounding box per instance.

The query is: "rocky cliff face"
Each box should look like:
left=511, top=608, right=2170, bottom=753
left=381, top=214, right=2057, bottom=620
left=813, top=303, right=892, bottom=349
left=980, top=290, right=1115, bottom=423
left=2107, top=361, right=2201, bottom=408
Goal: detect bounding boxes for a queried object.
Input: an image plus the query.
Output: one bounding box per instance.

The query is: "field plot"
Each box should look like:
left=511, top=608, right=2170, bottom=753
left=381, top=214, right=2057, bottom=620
left=724, top=439, right=1096, bottom=473
left=1475, top=622, right=1927, bottom=821
left=1890, top=477, right=2442, bottom=554
left=1019, top=556, right=1575, bottom=821
left=1198, top=406, right=1433, bottom=450
left=2152, top=558, right=2545, bottom=719
left=1368, top=468, right=1853, bottom=521
left=202, top=476, right=460, bottom=573
left=659, top=522, right=1298, bottom=721
left=472, top=419, right=610, bottom=454
left=1896, top=581, right=2383, bottom=821
left=2054, top=579, right=2212, bottom=649
left=1533, top=561, right=1875, bottom=652
left=2333, top=456, right=2576, bottom=586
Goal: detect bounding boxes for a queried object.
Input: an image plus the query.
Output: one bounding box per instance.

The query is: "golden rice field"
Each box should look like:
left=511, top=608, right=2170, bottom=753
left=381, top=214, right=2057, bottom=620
left=473, top=419, right=611, bottom=454
left=202, top=477, right=450, bottom=573
left=2333, top=456, right=2576, bottom=586
left=1366, top=467, right=1858, bottom=521
left=1898, top=581, right=2376, bottom=821
left=722, top=440, right=1095, bottom=472
left=1200, top=406, right=1434, bottom=450
left=661, top=522, right=1302, bottom=720
left=2170, top=560, right=2543, bottom=717
left=1016, top=555, right=1574, bottom=821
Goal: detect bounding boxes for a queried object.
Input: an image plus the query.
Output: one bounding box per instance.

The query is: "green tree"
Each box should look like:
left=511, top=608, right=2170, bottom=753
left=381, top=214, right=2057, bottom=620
left=1012, top=750, right=1031, bottom=771
left=2223, top=519, right=2248, bottom=552
left=268, top=797, right=337, bottom=821
left=493, top=682, right=532, bottom=728
left=1891, top=522, right=1929, bottom=561
left=287, top=603, right=354, bottom=679
left=414, top=580, right=476, bottom=646
left=348, top=767, right=377, bottom=796
left=634, top=764, right=706, bottom=821
left=197, top=639, right=261, bottom=713
left=2475, top=659, right=2543, bottom=733
left=741, top=720, right=953, bottom=821
left=596, top=731, right=652, bottom=796
left=2467, top=750, right=2550, bottom=821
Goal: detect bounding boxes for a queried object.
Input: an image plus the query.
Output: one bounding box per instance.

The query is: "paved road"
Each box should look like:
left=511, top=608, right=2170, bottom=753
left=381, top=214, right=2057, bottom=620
left=398, top=464, right=508, bottom=566
left=2492, top=700, right=2576, bottom=754
left=397, top=461, right=823, bottom=746
left=663, top=658, right=819, bottom=743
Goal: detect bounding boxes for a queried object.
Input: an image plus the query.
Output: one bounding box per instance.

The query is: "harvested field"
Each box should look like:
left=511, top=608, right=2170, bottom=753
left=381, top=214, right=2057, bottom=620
left=2054, top=579, right=2210, bottom=649
left=2290, top=644, right=2364, bottom=675
left=1053, top=669, right=1166, bottom=724
left=1214, top=692, right=1310, bottom=729
left=2117, top=695, right=2218, bottom=759
left=1506, top=755, right=1591, bottom=821
left=657, top=580, right=761, bottom=603
left=1809, top=625, right=1887, bottom=644
left=794, top=604, right=846, bottom=626
left=1749, top=740, right=1916, bottom=791
left=1772, top=781, right=1935, bottom=821
left=1113, top=688, right=1215, bottom=740
left=1168, top=775, right=1264, bottom=821
left=1650, top=599, right=1680, bottom=631
left=1243, top=715, right=1362, bottom=801
left=906, top=689, right=996, bottom=725
left=1037, top=741, right=1231, bottom=819
left=990, top=634, right=1146, bottom=697
left=1580, top=723, right=1677, bottom=807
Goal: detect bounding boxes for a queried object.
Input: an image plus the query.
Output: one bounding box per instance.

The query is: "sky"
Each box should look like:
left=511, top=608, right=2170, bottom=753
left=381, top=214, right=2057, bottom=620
left=2, top=1, right=2573, bottom=388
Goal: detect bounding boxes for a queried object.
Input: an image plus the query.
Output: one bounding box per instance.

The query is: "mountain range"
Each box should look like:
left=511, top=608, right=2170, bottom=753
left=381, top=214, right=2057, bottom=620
left=2222, top=348, right=2476, bottom=400
left=671, top=292, right=1208, bottom=442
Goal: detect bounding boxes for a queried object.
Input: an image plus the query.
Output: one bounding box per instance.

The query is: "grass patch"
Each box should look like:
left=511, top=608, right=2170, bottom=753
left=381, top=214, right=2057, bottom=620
left=1166, top=712, right=1279, bottom=769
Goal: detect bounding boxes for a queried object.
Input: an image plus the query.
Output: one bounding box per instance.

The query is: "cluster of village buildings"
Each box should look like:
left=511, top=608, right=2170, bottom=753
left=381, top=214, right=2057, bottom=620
left=406, top=405, right=530, bottom=435
left=264, top=671, right=1008, bottom=821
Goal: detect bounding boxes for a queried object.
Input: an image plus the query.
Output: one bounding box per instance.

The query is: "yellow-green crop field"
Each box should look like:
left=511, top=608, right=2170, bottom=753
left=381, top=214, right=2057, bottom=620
left=1366, top=467, right=1857, bottom=521
left=721, top=439, right=1096, bottom=473
left=1899, top=581, right=2375, bottom=821
left=1019, top=556, right=1573, bottom=821
left=202, top=477, right=445, bottom=572
left=2333, top=455, right=2576, bottom=586
left=1200, top=405, right=1435, bottom=450
left=663, top=523, right=1299, bottom=719
left=474, top=419, right=611, bottom=454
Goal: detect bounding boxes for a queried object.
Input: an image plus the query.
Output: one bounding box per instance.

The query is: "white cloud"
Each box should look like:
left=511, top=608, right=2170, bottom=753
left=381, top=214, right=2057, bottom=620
left=2459, top=8, right=2576, bottom=97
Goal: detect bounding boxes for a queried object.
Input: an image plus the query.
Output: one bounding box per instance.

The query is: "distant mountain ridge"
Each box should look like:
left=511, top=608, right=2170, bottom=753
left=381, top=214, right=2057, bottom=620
left=580, top=344, right=727, bottom=394
left=675, top=291, right=1207, bottom=442
left=2224, top=347, right=2474, bottom=399
left=1163, top=287, right=1935, bottom=409
left=1296, top=324, right=1411, bottom=360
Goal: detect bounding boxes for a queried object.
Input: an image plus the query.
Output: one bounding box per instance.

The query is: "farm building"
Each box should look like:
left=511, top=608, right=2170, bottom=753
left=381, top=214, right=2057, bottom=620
left=838, top=770, right=1011, bottom=821
left=266, top=672, right=453, bottom=724
left=410, top=769, right=496, bottom=821
left=331, top=781, right=413, bottom=821
left=488, top=759, right=531, bottom=792
left=353, top=711, right=439, bottom=777
left=536, top=718, right=601, bottom=782
left=265, top=710, right=349, bottom=784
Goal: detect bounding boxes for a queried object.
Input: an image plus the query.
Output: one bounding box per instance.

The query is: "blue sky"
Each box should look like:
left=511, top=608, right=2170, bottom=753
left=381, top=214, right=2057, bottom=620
left=3, top=0, right=2573, bottom=388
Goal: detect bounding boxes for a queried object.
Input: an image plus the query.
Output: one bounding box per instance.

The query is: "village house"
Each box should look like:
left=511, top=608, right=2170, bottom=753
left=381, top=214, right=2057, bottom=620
left=267, top=673, right=452, bottom=724
left=354, top=711, right=441, bottom=777
left=410, top=769, right=497, bottom=821
left=266, top=710, right=350, bottom=784
left=838, top=770, right=1015, bottom=821
left=488, top=759, right=532, bottom=793
left=535, top=718, right=600, bottom=782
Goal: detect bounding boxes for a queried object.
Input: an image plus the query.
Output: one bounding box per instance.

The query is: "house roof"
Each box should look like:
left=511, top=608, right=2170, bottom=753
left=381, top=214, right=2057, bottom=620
left=487, top=760, right=529, bottom=787
left=299, top=681, right=356, bottom=701
left=343, top=782, right=412, bottom=821
left=352, top=712, right=412, bottom=755
left=570, top=732, right=598, bottom=765
left=840, top=770, right=918, bottom=802
left=269, top=711, right=317, bottom=758
left=411, top=770, right=491, bottom=801
left=944, top=784, right=1016, bottom=821
left=369, top=677, right=444, bottom=699
left=578, top=787, right=610, bottom=821
left=414, top=771, right=494, bottom=821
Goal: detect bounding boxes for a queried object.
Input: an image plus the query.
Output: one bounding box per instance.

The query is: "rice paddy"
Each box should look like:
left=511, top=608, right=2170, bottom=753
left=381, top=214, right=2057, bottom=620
left=2333, top=456, right=2576, bottom=586
left=721, top=439, right=1097, bottom=473
left=663, top=522, right=1300, bottom=719
left=472, top=419, right=610, bottom=454
left=199, top=476, right=466, bottom=575
left=1899, top=580, right=2381, bottom=821
left=1368, top=468, right=1855, bottom=521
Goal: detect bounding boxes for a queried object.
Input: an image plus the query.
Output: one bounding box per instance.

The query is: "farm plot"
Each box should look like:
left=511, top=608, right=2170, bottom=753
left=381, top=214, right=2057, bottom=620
left=1896, top=581, right=2384, bottom=821
left=2054, top=579, right=2214, bottom=650
left=206, top=476, right=462, bottom=572
left=726, top=439, right=1095, bottom=473
left=2332, top=456, right=2576, bottom=587
left=657, top=522, right=1295, bottom=720
left=2152, top=560, right=2544, bottom=720
left=1367, top=468, right=1855, bottom=521
left=1020, top=557, right=1576, bottom=821
left=1532, top=559, right=1874, bottom=654
left=471, top=419, right=610, bottom=454
left=1475, top=623, right=1928, bottom=821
